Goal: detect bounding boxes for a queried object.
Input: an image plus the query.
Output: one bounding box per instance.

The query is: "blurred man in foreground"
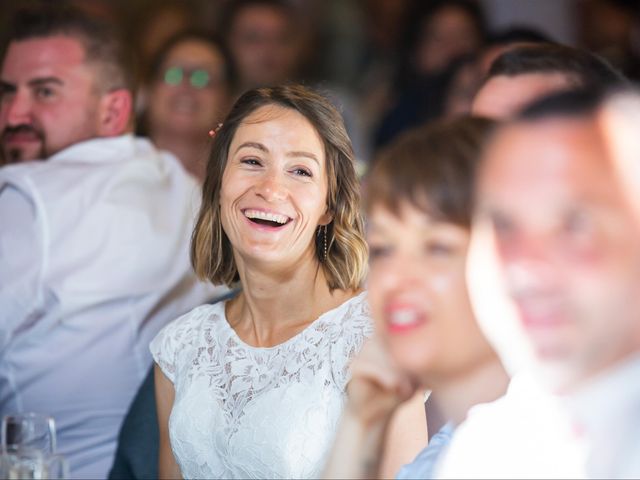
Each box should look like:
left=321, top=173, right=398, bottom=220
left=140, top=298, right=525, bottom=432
left=0, top=6, right=221, bottom=478
left=471, top=44, right=626, bottom=119
left=438, top=89, right=640, bottom=478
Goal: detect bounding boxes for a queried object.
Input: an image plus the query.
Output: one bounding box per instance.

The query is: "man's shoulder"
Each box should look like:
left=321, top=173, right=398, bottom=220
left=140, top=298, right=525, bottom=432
left=0, top=136, right=197, bottom=203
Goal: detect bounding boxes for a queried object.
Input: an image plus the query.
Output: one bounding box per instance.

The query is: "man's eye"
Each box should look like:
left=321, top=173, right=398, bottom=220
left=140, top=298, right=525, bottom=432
left=35, top=87, right=55, bottom=99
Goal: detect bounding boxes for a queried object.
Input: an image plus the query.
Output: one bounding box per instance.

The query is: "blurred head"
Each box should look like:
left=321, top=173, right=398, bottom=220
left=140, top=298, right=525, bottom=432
left=475, top=90, right=640, bottom=390
left=598, top=89, right=640, bottom=225
left=0, top=6, right=133, bottom=163
left=146, top=31, right=234, bottom=140
left=407, top=0, right=485, bottom=77
left=224, top=0, right=300, bottom=90
left=472, top=44, right=626, bottom=119
left=365, top=117, right=498, bottom=387
left=191, top=85, right=367, bottom=291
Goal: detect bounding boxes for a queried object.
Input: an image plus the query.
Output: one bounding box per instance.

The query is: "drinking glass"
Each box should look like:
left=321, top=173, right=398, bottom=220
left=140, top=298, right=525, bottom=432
left=1, top=414, right=57, bottom=455
left=0, top=449, right=68, bottom=479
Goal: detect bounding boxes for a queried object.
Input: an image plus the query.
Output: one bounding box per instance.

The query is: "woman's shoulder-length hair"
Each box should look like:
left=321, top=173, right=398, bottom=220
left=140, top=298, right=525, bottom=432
left=191, top=84, right=368, bottom=291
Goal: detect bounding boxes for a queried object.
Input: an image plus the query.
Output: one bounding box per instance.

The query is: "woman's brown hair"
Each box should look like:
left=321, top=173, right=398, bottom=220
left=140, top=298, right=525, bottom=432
left=366, top=116, right=496, bottom=226
left=191, top=84, right=367, bottom=290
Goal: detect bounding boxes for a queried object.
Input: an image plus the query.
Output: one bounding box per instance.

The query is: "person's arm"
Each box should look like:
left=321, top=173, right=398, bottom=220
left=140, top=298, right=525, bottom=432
left=324, top=337, right=422, bottom=479
left=0, top=183, right=45, bottom=341
left=154, top=364, right=182, bottom=480
left=378, top=391, right=428, bottom=478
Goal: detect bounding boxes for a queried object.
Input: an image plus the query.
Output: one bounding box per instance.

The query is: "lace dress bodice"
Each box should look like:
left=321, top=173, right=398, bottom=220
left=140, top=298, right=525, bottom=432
left=150, top=292, right=372, bottom=479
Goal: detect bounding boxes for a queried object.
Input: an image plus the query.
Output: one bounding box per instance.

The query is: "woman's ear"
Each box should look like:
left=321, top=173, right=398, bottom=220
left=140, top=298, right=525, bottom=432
left=97, top=89, right=133, bottom=137
left=318, top=210, right=334, bottom=226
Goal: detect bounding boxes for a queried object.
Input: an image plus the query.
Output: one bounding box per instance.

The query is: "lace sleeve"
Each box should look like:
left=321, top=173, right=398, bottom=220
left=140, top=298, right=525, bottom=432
left=329, top=294, right=374, bottom=391
left=149, top=305, right=210, bottom=383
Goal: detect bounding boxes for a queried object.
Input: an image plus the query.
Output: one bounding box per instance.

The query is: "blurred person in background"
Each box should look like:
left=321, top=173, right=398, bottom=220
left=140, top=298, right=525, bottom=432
left=577, top=0, right=640, bottom=82
left=324, top=117, right=509, bottom=479
left=129, top=0, right=197, bottom=78
left=438, top=89, right=640, bottom=478
left=442, top=27, right=553, bottom=117
left=221, top=0, right=303, bottom=93
left=472, top=43, right=627, bottom=119
left=374, top=0, right=486, bottom=149
left=221, top=0, right=370, bottom=168
left=140, top=31, right=235, bottom=181
left=0, top=6, right=222, bottom=478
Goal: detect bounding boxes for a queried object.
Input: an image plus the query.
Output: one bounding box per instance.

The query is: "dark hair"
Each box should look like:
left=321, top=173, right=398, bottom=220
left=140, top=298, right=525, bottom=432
left=517, top=88, right=607, bottom=122
left=220, top=0, right=295, bottom=36
left=3, top=5, right=134, bottom=93
left=487, top=44, right=627, bottom=90
left=191, top=84, right=367, bottom=290
left=366, top=116, right=496, bottom=227
left=487, top=26, right=554, bottom=47
left=396, top=0, right=486, bottom=87
left=146, top=30, right=236, bottom=88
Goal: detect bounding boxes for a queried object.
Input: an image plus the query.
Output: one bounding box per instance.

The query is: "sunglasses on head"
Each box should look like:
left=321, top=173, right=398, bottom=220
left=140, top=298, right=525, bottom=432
left=162, top=66, right=212, bottom=89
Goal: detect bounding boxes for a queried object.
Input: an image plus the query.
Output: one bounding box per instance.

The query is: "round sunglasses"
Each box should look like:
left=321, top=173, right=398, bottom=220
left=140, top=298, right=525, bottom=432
left=162, top=66, right=215, bottom=89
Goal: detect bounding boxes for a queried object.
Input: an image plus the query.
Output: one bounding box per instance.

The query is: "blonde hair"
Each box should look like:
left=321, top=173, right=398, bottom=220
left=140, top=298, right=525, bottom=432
left=191, top=84, right=367, bottom=290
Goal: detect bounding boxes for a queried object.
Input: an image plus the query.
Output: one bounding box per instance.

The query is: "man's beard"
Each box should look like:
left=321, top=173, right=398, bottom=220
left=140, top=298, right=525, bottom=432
left=1, top=124, right=45, bottom=164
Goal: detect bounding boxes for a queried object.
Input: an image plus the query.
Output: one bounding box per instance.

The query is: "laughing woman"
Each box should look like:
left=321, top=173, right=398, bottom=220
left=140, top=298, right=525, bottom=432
left=150, top=85, right=425, bottom=479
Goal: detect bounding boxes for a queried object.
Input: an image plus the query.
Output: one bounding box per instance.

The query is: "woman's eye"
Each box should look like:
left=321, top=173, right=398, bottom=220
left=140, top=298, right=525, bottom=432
left=369, top=245, right=391, bottom=261
left=241, top=158, right=261, bottom=166
left=292, top=167, right=312, bottom=177
left=426, top=242, right=453, bottom=256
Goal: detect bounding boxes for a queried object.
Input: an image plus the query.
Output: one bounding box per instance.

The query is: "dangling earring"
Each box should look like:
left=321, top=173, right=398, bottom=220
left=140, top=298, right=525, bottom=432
left=322, top=225, right=328, bottom=262
left=318, top=225, right=328, bottom=262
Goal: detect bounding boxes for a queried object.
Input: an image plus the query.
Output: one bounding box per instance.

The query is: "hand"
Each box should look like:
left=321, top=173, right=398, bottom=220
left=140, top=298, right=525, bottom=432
left=346, top=336, right=418, bottom=428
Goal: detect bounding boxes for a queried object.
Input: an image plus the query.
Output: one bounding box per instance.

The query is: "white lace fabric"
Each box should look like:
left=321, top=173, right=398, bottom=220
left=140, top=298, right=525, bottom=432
left=150, top=292, right=372, bottom=479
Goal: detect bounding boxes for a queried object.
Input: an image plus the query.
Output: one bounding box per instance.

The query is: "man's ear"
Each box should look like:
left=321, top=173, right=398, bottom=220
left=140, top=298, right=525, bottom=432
left=97, top=89, right=133, bottom=137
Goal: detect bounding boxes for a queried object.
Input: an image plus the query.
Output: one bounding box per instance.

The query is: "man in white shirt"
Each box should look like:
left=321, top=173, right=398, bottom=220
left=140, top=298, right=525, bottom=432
left=0, top=6, right=222, bottom=478
left=437, top=89, right=640, bottom=478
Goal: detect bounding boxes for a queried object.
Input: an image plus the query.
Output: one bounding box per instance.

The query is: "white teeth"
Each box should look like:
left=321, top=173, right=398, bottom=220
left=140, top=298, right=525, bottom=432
left=244, top=209, right=290, bottom=224
left=389, top=310, right=418, bottom=326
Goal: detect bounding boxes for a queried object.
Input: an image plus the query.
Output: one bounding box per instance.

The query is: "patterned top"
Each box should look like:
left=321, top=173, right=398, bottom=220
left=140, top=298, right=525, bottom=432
left=150, top=292, right=372, bottom=479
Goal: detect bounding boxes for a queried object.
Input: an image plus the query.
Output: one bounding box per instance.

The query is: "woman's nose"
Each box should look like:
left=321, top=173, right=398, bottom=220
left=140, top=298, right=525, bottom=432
left=254, top=170, right=287, bottom=202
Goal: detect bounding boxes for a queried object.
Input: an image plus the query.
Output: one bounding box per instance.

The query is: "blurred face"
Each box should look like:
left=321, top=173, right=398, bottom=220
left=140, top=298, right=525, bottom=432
left=477, top=118, right=640, bottom=389
left=220, top=105, right=331, bottom=271
left=416, top=6, right=481, bottom=75
left=229, top=5, right=298, bottom=88
left=148, top=39, right=229, bottom=137
left=472, top=73, right=573, bottom=119
left=367, top=201, right=496, bottom=386
left=0, top=36, right=103, bottom=162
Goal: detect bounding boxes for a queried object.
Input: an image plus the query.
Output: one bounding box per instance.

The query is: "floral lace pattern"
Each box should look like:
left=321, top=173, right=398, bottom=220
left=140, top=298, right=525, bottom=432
left=150, top=292, right=372, bottom=479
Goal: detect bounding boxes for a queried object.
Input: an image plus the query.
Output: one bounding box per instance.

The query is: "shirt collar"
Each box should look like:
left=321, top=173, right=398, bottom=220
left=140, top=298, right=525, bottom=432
left=47, top=134, right=140, bottom=164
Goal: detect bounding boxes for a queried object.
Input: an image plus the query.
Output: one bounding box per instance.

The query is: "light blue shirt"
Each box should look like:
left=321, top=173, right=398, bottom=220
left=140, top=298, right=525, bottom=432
left=396, top=423, right=454, bottom=479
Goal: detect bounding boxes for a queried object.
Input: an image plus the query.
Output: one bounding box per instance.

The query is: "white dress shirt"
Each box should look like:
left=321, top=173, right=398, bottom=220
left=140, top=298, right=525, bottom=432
left=436, top=354, right=640, bottom=479
left=0, top=135, right=225, bottom=479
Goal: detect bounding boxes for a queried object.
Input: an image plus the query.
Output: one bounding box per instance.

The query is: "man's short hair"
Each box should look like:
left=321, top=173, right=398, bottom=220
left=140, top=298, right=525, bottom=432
left=517, top=88, right=607, bottom=123
left=487, top=44, right=627, bottom=91
left=2, top=5, right=134, bottom=93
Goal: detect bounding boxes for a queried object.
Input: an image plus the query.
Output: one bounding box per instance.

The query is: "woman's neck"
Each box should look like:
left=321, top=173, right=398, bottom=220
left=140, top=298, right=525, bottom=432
left=151, top=130, right=209, bottom=181
left=226, top=252, right=354, bottom=348
left=431, top=356, right=510, bottom=426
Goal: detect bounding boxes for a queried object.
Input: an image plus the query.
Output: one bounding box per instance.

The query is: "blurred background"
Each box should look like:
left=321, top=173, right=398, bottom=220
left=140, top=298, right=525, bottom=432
left=1, top=0, right=638, bottom=166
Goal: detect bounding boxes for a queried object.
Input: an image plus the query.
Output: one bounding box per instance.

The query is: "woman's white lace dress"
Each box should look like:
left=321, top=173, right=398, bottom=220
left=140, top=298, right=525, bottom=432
left=150, top=292, right=372, bottom=479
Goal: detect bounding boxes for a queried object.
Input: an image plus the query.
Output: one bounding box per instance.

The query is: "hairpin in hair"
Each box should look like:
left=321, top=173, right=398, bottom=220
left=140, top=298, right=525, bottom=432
left=208, top=123, right=224, bottom=137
